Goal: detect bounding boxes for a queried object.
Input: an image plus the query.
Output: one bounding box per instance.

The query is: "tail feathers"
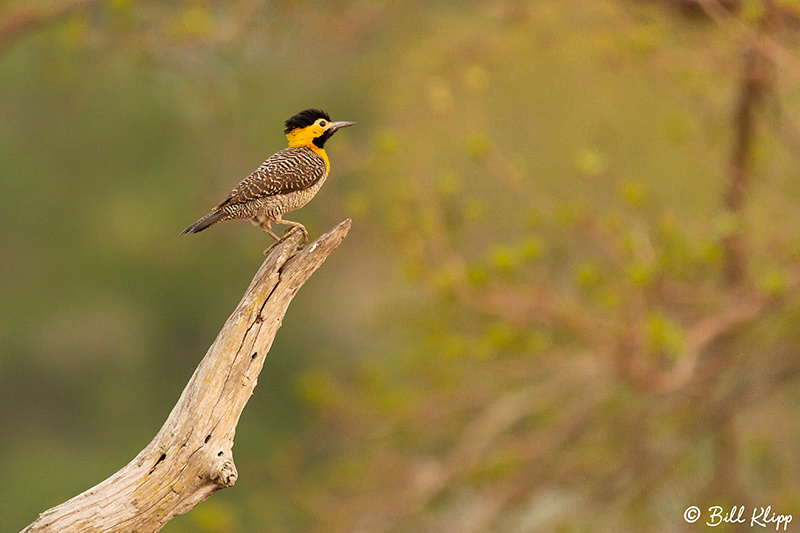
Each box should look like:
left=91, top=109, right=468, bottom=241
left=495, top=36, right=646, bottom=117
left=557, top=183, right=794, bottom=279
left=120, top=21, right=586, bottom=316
left=181, top=209, right=227, bottom=235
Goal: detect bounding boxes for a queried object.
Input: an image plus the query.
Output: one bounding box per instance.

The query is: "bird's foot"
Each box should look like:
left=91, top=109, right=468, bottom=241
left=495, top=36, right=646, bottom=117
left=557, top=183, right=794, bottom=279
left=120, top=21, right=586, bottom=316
left=263, top=227, right=307, bottom=255
left=284, top=226, right=309, bottom=248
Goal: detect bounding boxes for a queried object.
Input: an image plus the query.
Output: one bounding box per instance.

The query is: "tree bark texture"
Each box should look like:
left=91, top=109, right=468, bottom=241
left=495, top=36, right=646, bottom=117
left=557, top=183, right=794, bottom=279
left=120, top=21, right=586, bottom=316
left=22, top=219, right=351, bottom=533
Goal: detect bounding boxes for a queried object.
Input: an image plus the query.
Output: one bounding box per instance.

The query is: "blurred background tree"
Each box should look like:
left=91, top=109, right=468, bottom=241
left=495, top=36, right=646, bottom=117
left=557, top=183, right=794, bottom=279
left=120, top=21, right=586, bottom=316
left=2, top=1, right=800, bottom=532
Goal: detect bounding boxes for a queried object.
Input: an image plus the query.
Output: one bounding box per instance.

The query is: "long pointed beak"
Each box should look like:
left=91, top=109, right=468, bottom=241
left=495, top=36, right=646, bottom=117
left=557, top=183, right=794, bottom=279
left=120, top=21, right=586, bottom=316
left=330, top=121, right=356, bottom=132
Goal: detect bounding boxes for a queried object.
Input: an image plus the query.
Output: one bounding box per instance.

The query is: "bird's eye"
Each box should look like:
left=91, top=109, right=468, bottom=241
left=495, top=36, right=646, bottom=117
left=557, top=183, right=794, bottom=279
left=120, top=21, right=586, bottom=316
left=319, top=120, right=327, bottom=127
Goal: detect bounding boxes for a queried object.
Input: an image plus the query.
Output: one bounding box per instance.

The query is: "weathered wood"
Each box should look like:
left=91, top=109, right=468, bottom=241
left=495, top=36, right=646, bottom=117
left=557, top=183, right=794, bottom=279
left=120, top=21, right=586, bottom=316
left=22, top=219, right=351, bottom=533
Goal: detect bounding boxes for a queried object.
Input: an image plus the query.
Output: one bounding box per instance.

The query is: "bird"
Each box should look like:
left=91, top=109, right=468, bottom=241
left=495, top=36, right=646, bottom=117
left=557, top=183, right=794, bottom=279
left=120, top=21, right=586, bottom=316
left=181, top=108, right=355, bottom=246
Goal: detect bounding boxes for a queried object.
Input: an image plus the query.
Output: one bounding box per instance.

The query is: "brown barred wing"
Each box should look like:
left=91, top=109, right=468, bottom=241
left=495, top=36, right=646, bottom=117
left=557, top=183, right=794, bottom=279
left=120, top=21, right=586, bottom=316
left=216, top=147, right=327, bottom=208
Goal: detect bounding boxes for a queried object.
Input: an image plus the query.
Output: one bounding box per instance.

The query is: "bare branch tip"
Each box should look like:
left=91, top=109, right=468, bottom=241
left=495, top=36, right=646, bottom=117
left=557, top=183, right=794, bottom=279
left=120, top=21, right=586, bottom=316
left=313, top=218, right=352, bottom=249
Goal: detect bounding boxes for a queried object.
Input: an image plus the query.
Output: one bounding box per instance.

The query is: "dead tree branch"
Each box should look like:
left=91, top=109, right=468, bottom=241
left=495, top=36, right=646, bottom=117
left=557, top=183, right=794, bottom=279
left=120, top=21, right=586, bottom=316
left=21, top=220, right=351, bottom=533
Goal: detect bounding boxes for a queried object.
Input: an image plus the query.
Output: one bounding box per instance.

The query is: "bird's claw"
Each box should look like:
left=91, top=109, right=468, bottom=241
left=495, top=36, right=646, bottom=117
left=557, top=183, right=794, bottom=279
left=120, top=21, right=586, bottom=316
left=263, top=227, right=308, bottom=255
left=263, top=240, right=280, bottom=256
left=284, top=226, right=309, bottom=248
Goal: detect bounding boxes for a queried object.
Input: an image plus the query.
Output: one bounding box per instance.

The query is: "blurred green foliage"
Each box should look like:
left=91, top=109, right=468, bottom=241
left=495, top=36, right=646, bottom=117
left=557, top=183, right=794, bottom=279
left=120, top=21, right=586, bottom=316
left=3, top=1, right=800, bottom=532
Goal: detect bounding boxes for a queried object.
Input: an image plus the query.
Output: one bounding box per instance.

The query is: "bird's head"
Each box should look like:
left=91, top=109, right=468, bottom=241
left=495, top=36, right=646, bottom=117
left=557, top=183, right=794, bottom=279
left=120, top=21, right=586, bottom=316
left=284, top=109, right=355, bottom=150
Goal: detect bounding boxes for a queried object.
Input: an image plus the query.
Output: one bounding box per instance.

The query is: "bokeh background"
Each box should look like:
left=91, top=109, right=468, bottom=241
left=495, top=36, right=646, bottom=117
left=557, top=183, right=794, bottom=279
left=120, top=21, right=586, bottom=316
left=2, top=1, right=800, bottom=531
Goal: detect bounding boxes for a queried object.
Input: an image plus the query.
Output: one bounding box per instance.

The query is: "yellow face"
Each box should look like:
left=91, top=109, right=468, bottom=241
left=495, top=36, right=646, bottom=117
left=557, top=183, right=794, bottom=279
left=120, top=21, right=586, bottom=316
left=286, top=118, right=330, bottom=148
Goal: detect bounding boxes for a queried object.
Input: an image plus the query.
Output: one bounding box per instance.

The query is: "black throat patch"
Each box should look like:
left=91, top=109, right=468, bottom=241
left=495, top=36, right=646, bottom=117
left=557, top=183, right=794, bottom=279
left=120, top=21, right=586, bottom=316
left=313, top=129, right=335, bottom=149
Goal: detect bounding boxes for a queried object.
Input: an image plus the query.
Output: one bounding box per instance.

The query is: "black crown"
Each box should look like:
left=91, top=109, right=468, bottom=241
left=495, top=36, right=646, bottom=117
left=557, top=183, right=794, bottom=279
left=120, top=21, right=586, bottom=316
left=284, top=109, right=331, bottom=133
